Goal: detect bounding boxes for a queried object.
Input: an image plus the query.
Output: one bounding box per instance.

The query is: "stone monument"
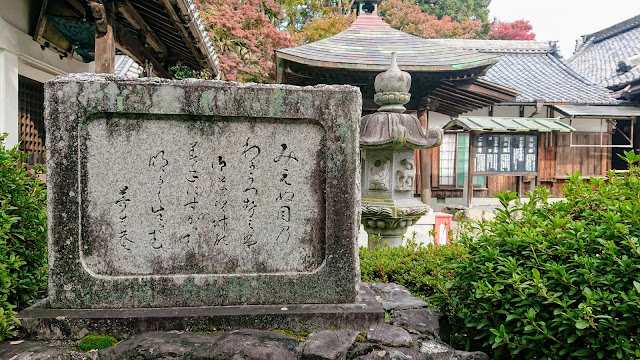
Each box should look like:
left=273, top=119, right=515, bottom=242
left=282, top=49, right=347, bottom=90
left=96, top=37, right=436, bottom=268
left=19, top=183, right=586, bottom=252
left=360, top=54, right=443, bottom=247
left=18, top=74, right=384, bottom=339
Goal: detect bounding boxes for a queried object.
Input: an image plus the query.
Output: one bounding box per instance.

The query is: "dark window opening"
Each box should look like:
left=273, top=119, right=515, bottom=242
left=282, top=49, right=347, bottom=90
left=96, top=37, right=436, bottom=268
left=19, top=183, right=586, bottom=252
left=611, top=120, right=633, bottom=170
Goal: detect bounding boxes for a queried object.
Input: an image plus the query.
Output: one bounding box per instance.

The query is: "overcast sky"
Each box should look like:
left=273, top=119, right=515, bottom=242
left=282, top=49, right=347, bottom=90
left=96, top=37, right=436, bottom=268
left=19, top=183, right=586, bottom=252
left=488, top=0, right=640, bottom=58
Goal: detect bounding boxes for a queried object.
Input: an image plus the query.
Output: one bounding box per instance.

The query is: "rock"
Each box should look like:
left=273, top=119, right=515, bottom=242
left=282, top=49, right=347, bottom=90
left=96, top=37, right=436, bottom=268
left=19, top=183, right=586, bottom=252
left=390, top=308, right=449, bottom=342
left=97, top=330, right=298, bottom=360
left=354, top=348, right=414, bottom=360
left=452, top=350, right=490, bottom=360
left=481, top=211, right=495, bottom=222
left=462, top=209, right=484, bottom=222
left=0, top=341, right=77, bottom=360
left=298, top=329, right=359, bottom=360
left=419, top=339, right=455, bottom=360
left=512, top=210, right=523, bottom=221
left=366, top=324, right=412, bottom=347
left=366, top=283, right=427, bottom=311
left=440, top=205, right=467, bottom=216
left=441, top=205, right=467, bottom=221
left=348, top=342, right=381, bottom=358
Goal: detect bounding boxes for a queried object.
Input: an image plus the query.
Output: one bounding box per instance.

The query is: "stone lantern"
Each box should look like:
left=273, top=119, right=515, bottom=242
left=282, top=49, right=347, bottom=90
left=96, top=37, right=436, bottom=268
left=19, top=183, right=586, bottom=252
left=360, top=53, right=443, bottom=247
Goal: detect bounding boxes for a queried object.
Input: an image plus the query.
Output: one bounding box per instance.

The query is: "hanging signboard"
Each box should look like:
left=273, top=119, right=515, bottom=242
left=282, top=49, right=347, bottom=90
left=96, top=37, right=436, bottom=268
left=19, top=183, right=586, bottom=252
left=474, top=134, right=538, bottom=174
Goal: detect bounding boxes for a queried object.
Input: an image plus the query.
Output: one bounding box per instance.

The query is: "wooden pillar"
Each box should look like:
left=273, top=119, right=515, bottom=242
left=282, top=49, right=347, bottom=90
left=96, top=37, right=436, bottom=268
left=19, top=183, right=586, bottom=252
left=634, top=117, right=640, bottom=155
left=90, top=1, right=115, bottom=74
left=417, top=109, right=431, bottom=205
left=466, top=131, right=475, bottom=207
left=276, top=57, right=285, bottom=84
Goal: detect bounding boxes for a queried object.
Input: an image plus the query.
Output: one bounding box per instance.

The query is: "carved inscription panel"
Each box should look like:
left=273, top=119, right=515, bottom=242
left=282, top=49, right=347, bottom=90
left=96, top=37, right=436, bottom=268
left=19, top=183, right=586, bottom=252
left=82, top=118, right=326, bottom=276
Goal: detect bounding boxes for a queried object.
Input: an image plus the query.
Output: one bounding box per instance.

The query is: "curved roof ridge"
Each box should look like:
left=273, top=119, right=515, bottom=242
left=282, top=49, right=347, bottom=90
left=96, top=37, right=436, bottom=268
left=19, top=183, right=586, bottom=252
left=349, top=13, right=391, bottom=29
left=275, top=14, right=499, bottom=72
left=584, top=14, right=640, bottom=44
left=547, top=52, right=602, bottom=86
left=428, top=39, right=553, bottom=54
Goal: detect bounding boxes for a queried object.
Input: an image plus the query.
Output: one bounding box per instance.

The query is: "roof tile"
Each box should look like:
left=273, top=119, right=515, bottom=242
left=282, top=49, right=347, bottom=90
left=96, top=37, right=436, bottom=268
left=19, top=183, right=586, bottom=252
left=569, top=15, right=640, bottom=90
left=437, top=40, right=617, bottom=104
left=276, top=14, right=498, bottom=72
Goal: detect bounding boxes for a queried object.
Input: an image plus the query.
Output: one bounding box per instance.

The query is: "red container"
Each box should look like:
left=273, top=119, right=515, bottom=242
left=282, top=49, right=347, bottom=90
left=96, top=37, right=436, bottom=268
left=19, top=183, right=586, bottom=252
left=433, top=212, right=453, bottom=245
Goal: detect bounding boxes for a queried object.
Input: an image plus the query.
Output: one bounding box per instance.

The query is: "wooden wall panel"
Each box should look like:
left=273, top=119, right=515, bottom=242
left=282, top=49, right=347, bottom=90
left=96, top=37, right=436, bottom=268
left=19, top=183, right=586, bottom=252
left=430, top=131, right=612, bottom=200
left=18, top=76, right=46, bottom=165
left=554, top=132, right=611, bottom=178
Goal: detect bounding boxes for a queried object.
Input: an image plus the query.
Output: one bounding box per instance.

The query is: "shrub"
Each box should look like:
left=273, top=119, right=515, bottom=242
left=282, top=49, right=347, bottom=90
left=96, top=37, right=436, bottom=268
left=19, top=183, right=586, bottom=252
left=360, top=238, right=466, bottom=304
left=77, top=334, right=118, bottom=351
left=0, top=134, right=48, bottom=340
left=170, top=62, right=215, bottom=80
left=443, top=151, right=640, bottom=359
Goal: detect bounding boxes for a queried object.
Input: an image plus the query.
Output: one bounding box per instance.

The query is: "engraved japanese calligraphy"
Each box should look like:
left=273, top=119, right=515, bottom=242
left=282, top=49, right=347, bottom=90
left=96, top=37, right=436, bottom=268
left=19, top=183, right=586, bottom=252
left=83, top=118, right=325, bottom=276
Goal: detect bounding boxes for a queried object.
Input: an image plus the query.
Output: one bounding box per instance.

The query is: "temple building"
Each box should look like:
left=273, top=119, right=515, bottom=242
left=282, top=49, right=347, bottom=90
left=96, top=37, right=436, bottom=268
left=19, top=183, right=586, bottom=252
left=0, top=0, right=219, bottom=164
left=276, top=4, right=638, bottom=208
left=275, top=8, right=519, bottom=116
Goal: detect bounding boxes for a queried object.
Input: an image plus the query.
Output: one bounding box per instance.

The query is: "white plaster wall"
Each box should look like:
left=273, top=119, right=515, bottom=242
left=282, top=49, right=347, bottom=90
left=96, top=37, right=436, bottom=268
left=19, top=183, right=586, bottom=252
left=427, top=111, right=452, bottom=128
left=461, top=107, right=489, bottom=116
left=559, top=117, right=608, bottom=132
left=0, top=48, right=19, bottom=146
left=0, top=0, right=31, bottom=34
left=0, top=14, right=93, bottom=147
left=492, top=105, right=520, bottom=117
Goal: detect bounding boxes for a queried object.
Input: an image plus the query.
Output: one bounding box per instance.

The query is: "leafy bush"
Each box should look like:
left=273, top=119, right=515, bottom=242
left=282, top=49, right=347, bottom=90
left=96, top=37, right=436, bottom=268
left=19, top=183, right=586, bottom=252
left=441, top=151, right=640, bottom=359
left=0, top=134, right=47, bottom=340
left=360, top=238, right=466, bottom=304
left=77, top=334, right=118, bottom=351
left=170, top=62, right=215, bottom=80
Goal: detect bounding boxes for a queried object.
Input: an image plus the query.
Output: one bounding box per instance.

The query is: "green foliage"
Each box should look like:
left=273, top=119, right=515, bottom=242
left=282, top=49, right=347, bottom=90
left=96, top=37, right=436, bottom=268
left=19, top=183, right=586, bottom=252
left=360, top=151, right=640, bottom=358
left=360, top=240, right=466, bottom=304
left=442, top=151, right=640, bottom=359
left=416, top=0, right=490, bottom=22
left=0, top=134, right=48, bottom=340
left=77, top=334, right=118, bottom=351
left=291, top=13, right=355, bottom=45
left=169, top=62, right=215, bottom=80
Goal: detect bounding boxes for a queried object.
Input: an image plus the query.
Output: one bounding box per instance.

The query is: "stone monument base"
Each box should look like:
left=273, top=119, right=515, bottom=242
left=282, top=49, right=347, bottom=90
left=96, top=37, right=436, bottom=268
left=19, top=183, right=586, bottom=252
left=17, top=285, right=384, bottom=340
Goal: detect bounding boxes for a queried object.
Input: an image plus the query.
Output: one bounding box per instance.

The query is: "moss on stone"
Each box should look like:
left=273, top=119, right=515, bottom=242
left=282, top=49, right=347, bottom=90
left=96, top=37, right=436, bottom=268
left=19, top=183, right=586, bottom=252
left=272, top=329, right=310, bottom=341
left=77, top=334, right=118, bottom=351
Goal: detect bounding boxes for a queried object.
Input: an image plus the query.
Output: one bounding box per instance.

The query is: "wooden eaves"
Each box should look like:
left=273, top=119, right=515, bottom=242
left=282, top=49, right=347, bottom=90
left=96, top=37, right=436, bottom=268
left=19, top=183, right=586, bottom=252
left=34, top=0, right=220, bottom=79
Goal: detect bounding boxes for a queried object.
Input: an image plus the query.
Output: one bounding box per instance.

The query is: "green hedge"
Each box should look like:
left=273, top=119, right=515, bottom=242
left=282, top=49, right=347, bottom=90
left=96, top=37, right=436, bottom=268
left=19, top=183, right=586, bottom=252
left=361, top=151, right=640, bottom=359
left=0, top=134, right=48, bottom=340
left=360, top=238, right=464, bottom=304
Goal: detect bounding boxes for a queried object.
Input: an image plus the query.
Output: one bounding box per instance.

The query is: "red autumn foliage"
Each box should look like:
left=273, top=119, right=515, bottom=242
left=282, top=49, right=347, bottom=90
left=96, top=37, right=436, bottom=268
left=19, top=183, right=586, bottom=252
left=199, top=0, right=294, bottom=82
left=379, top=0, right=486, bottom=39
left=490, top=19, right=536, bottom=40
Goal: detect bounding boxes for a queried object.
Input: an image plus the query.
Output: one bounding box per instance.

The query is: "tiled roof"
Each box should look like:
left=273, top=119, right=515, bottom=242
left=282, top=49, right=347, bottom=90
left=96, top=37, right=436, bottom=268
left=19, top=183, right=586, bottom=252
left=430, top=39, right=617, bottom=104
left=276, top=14, right=499, bottom=72
left=114, top=55, right=141, bottom=77
left=177, top=0, right=220, bottom=78
left=444, top=116, right=575, bottom=132
left=431, top=39, right=554, bottom=54
left=569, top=15, right=640, bottom=90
